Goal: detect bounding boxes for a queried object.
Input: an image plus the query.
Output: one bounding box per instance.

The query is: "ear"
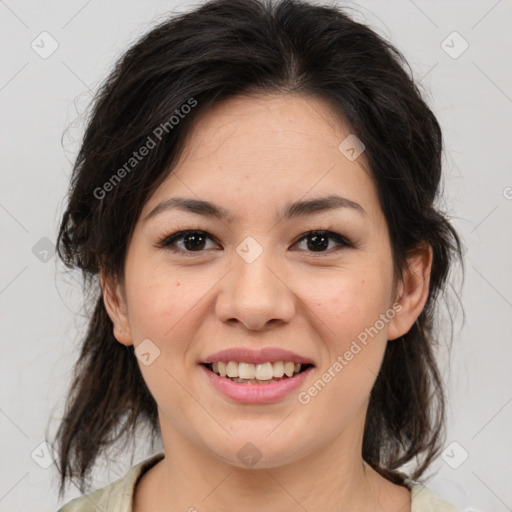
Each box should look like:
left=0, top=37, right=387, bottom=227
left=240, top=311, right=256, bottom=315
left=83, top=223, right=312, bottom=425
left=387, top=243, right=433, bottom=341
left=99, top=271, right=134, bottom=346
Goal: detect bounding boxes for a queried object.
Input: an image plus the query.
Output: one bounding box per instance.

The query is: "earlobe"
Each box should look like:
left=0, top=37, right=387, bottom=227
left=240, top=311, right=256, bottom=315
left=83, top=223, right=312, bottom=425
left=99, top=271, right=134, bottom=346
left=387, top=244, right=433, bottom=341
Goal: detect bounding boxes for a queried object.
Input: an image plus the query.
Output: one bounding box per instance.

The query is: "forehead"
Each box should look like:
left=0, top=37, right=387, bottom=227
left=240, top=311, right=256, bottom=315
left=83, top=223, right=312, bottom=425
left=143, top=93, right=379, bottom=224
left=179, top=92, right=356, bottom=166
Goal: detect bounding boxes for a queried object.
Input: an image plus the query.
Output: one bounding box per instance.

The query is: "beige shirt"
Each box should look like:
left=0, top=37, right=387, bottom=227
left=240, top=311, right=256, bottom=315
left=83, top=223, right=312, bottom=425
left=57, top=452, right=459, bottom=511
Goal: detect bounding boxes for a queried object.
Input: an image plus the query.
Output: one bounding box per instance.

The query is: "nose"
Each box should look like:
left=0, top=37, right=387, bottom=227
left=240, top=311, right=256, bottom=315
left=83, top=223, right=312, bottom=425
left=215, top=248, right=296, bottom=331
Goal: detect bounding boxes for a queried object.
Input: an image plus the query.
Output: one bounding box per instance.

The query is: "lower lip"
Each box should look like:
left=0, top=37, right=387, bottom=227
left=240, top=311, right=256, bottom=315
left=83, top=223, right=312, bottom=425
left=200, top=364, right=313, bottom=404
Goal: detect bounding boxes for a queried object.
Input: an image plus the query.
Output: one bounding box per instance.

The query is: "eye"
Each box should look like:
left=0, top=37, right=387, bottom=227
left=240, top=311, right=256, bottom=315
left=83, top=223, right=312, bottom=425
left=158, top=230, right=219, bottom=255
left=293, top=230, right=352, bottom=253
left=157, top=229, right=352, bottom=256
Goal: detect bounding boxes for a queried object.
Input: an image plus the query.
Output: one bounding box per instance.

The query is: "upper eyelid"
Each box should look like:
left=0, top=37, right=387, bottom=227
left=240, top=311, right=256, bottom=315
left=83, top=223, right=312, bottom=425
left=159, top=229, right=351, bottom=251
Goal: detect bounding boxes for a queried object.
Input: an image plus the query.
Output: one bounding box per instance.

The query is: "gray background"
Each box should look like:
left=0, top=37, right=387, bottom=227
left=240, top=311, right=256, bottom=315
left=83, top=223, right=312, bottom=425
left=1, top=0, right=511, bottom=510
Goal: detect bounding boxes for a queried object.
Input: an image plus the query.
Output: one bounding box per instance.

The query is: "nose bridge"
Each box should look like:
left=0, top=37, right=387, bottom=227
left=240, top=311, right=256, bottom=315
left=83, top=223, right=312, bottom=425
left=215, top=235, right=295, bottom=330
left=234, top=239, right=279, bottom=293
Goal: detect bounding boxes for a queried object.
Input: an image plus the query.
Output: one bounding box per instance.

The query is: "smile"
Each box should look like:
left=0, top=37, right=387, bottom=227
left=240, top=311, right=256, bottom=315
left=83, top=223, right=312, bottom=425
left=201, top=362, right=314, bottom=404
left=204, top=361, right=312, bottom=384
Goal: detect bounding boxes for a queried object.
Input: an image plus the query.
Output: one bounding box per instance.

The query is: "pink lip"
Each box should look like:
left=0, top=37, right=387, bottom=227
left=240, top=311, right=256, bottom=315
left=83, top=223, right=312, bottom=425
left=202, top=347, right=315, bottom=365
left=200, top=364, right=314, bottom=404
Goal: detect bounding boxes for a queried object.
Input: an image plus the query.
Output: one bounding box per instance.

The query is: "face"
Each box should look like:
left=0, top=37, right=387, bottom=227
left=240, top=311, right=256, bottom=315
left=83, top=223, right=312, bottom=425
left=103, top=93, right=429, bottom=470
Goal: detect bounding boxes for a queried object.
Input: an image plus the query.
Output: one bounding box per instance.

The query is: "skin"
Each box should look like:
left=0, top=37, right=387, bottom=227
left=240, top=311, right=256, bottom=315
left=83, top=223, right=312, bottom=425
left=101, top=92, right=432, bottom=512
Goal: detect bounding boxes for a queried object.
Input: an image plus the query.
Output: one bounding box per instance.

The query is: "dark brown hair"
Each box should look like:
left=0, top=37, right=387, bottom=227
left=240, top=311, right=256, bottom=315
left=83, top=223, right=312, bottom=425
left=49, top=0, right=464, bottom=498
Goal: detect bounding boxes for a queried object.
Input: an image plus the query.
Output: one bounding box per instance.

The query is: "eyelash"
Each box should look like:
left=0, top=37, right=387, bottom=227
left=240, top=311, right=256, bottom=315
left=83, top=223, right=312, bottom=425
left=156, top=228, right=353, bottom=257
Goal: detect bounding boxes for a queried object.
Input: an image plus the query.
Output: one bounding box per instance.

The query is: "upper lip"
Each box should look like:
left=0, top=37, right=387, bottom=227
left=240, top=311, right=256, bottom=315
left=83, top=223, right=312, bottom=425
left=201, top=347, right=315, bottom=366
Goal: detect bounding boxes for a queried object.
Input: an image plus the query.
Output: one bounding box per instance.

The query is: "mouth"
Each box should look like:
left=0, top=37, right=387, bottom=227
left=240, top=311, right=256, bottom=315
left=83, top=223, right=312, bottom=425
left=202, top=361, right=314, bottom=385
left=199, top=347, right=316, bottom=403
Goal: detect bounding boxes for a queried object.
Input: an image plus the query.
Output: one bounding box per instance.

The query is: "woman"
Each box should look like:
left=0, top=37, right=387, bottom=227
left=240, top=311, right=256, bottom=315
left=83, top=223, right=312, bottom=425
left=51, top=0, right=464, bottom=510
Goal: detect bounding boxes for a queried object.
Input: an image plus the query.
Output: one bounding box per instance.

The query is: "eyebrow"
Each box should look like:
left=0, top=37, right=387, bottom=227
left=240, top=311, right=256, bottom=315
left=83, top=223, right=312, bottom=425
left=143, top=194, right=366, bottom=224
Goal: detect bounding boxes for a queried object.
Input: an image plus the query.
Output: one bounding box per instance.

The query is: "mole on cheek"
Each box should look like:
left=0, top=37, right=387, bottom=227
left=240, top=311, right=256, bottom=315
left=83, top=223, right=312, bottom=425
left=176, top=282, right=181, bottom=287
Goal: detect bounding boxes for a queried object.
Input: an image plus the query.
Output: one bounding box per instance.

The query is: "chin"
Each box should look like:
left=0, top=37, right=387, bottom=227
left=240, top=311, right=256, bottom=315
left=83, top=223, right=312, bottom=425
left=199, top=426, right=312, bottom=471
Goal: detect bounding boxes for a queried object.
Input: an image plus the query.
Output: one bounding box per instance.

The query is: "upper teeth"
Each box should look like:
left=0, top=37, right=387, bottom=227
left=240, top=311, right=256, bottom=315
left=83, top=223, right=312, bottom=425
left=211, top=361, right=302, bottom=380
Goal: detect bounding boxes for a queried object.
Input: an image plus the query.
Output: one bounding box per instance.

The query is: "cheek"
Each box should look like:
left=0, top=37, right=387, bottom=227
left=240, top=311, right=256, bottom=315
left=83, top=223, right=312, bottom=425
left=302, top=268, right=392, bottom=351
left=300, top=275, right=391, bottom=426
left=123, top=263, right=209, bottom=421
left=124, top=259, right=203, bottom=343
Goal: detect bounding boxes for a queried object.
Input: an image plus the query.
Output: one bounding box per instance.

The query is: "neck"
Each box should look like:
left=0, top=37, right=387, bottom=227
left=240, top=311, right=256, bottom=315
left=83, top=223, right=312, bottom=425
left=138, top=406, right=404, bottom=512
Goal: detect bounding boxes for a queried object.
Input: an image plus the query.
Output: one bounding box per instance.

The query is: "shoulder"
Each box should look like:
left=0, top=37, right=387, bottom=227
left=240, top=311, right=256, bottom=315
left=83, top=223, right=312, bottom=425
left=409, top=482, right=460, bottom=512
left=56, top=452, right=165, bottom=512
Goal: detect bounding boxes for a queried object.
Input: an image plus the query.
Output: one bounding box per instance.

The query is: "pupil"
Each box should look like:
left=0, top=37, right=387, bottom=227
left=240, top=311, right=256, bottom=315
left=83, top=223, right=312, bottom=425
left=308, top=233, right=328, bottom=251
left=184, top=233, right=206, bottom=251
left=183, top=233, right=329, bottom=252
